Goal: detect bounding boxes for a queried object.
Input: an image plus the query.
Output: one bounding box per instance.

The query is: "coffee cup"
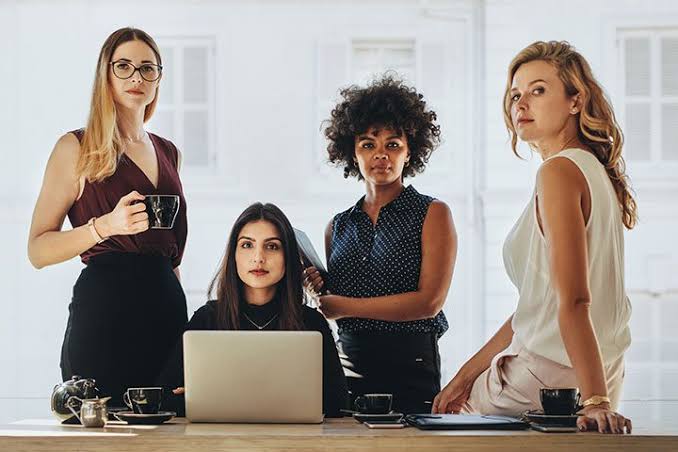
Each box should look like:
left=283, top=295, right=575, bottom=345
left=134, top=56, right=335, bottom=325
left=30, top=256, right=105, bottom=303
left=143, top=195, right=180, bottom=229
left=540, top=387, right=581, bottom=415
left=123, top=387, right=163, bottom=414
left=354, top=393, right=393, bottom=414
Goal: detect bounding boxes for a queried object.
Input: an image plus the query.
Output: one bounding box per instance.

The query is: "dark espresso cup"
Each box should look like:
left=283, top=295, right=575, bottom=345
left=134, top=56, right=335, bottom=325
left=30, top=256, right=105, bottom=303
left=540, top=388, right=581, bottom=415
left=123, top=387, right=163, bottom=414
left=354, top=393, right=393, bottom=414
left=143, top=195, right=180, bottom=229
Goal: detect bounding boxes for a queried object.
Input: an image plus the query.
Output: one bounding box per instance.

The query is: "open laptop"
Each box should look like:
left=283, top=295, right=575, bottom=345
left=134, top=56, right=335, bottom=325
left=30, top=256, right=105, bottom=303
left=183, top=330, right=324, bottom=423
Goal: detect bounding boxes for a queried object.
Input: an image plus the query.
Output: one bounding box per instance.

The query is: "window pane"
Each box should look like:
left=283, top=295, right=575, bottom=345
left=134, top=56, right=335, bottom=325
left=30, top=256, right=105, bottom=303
left=625, top=38, right=651, bottom=96
left=149, top=111, right=174, bottom=141
left=662, top=104, right=678, bottom=160
left=183, top=110, right=208, bottom=166
left=662, top=38, right=678, bottom=96
left=383, top=48, right=415, bottom=67
left=625, top=103, right=651, bottom=161
left=184, top=47, right=208, bottom=103
left=351, top=40, right=415, bottom=84
left=353, top=47, right=379, bottom=65
left=159, top=47, right=174, bottom=104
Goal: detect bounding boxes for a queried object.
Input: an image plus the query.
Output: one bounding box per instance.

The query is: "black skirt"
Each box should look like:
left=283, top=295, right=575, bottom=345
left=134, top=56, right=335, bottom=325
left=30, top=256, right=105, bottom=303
left=60, top=252, right=187, bottom=406
left=338, top=331, right=441, bottom=414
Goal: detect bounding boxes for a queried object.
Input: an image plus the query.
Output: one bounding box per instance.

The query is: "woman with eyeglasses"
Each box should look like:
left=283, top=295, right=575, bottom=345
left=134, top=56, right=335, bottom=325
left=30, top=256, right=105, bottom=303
left=28, top=27, right=188, bottom=406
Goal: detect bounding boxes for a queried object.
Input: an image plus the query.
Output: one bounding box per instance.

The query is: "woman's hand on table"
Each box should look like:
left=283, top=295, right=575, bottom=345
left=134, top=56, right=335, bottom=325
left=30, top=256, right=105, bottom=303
left=577, top=403, right=632, bottom=434
left=431, top=373, right=475, bottom=414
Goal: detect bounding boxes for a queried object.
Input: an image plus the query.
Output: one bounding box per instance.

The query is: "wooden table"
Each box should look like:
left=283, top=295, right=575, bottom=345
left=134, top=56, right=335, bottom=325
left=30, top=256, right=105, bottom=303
left=1, top=417, right=677, bottom=451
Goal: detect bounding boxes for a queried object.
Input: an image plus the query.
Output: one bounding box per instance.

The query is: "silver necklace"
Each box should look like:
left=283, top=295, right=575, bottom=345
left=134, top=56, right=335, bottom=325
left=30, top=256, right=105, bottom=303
left=243, top=312, right=279, bottom=330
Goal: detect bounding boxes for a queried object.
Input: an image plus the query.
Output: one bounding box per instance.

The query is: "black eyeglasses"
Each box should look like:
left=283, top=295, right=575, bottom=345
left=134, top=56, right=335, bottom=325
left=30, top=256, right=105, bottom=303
left=110, top=60, right=163, bottom=82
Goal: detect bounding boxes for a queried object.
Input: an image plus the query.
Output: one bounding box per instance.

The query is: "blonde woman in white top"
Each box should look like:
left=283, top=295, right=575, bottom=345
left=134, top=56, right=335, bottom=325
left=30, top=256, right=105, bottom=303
left=432, top=41, right=636, bottom=434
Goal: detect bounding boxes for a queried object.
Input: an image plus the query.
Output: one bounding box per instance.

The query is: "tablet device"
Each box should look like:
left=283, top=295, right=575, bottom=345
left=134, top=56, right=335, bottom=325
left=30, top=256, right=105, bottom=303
left=405, top=414, right=529, bottom=430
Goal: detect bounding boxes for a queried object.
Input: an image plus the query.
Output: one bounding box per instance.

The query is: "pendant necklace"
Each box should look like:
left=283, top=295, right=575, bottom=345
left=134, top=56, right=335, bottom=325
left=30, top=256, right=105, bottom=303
left=243, top=312, right=279, bottom=330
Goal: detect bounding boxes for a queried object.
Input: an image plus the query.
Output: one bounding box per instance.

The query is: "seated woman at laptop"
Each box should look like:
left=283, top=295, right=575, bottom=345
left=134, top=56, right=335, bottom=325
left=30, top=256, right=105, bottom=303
left=304, top=75, right=457, bottom=414
left=432, top=41, right=633, bottom=434
left=159, top=202, right=348, bottom=417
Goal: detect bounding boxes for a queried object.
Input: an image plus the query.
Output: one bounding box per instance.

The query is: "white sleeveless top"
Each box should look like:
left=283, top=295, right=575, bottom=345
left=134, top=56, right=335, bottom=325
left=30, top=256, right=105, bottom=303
left=504, top=148, right=632, bottom=367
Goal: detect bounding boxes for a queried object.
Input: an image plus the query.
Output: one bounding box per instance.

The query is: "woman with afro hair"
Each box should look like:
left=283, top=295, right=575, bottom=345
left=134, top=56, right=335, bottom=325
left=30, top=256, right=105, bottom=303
left=304, top=75, right=458, bottom=414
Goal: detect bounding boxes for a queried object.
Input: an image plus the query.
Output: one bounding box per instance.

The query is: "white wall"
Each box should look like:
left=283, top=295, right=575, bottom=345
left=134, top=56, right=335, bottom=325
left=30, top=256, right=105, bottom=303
left=0, top=0, right=675, bottom=423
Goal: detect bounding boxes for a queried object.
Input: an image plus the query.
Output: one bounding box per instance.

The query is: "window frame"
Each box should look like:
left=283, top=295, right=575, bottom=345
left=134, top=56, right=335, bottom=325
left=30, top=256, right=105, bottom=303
left=149, top=36, right=219, bottom=186
left=603, top=16, right=678, bottom=186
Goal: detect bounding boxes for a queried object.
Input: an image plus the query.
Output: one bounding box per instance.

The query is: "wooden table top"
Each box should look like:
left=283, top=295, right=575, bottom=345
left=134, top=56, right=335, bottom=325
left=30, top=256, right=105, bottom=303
left=1, top=417, right=677, bottom=451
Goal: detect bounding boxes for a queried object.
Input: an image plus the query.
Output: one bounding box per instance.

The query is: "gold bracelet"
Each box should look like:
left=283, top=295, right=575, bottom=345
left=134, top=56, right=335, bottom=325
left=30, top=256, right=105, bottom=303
left=87, top=217, right=108, bottom=244
left=582, top=395, right=611, bottom=407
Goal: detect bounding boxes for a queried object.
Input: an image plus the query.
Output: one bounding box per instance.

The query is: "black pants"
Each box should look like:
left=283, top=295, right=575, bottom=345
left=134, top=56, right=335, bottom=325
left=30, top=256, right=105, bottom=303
left=60, top=253, right=187, bottom=407
left=338, top=331, right=441, bottom=414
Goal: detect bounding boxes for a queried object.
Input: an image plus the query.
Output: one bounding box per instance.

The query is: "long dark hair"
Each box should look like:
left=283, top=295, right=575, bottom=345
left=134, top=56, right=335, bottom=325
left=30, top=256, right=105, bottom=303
left=207, top=203, right=305, bottom=330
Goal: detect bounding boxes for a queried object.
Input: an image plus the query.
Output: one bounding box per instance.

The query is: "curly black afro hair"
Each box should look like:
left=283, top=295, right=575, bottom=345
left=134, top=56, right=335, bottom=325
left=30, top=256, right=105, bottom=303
left=323, top=74, right=441, bottom=179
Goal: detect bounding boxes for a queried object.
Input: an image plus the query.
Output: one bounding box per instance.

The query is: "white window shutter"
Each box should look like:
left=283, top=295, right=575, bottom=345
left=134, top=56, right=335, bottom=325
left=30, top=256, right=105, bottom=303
left=184, top=110, right=209, bottom=166
left=625, top=37, right=651, bottom=96
left=661, top=37, right=678, bottom=96
left=183, top=46, right=208, bottom=103
left=623, top=36, right=652, bottom=162
left=183, top=44, right=210, bottom=166
left=625, top=103, right=652, bottom=161
left=661, top=104, right=678, bottom=160
left=350, top=40, right=416, bottom=84
left=149, top=38, right=215, bottom=169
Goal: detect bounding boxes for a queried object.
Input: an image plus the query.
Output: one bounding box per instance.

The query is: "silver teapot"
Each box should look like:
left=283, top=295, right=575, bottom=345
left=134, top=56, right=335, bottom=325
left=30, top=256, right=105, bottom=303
left=51, top=375, right=100, bottom=424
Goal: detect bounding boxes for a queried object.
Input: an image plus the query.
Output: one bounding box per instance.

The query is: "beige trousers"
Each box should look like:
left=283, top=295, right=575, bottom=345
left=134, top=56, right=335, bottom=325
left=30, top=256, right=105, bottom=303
left=461, top=338, right=624, bottom=417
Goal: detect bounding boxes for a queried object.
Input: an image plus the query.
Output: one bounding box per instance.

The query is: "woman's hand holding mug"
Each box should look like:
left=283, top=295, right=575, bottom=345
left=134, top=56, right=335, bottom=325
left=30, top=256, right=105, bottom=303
left=96, top=191, right=149, bottom=237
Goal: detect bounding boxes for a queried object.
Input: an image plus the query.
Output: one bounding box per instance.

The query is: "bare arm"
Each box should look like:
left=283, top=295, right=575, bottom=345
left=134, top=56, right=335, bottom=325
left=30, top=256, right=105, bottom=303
left=537, top=157, right=608, bottom=402
left=458, top=314, right=514, bottom=381
left=319, top=200, right=457, bottom=321
left=28, top=133, right=150, bottom=269
left=432, top=313, right=514, bottom=413
left=28, top=134, right=96, bottom=268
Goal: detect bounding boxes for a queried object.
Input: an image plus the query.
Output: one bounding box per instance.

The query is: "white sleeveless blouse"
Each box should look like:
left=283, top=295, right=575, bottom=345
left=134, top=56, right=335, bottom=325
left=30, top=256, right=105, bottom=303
left=504, top=148, right=632, bottom=367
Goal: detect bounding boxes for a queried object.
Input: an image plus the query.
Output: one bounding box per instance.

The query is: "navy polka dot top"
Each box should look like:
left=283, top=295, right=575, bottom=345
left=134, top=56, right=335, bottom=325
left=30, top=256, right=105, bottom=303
left=328, top=185, right=449, bottom=337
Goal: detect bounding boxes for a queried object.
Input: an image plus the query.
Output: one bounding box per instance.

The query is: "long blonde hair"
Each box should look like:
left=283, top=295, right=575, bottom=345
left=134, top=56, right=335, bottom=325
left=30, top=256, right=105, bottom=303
left=503, top=41, right=638, bottom=229
left=77, top=27, right=162, bottom=183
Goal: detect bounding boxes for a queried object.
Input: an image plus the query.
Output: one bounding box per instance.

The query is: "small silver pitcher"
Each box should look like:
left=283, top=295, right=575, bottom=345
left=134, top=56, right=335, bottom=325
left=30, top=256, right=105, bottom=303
left=67, top=396, right=111, bottom=427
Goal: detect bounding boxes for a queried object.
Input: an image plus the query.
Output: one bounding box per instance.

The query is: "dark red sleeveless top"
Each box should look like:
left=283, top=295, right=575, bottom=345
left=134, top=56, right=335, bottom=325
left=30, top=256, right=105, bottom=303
left=67, top=129, right=188, bottom=267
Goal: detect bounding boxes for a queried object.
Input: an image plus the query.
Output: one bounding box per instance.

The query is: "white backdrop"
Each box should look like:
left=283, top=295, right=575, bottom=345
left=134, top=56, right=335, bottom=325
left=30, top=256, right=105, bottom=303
left=0, top=0, right=676, bottom=424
